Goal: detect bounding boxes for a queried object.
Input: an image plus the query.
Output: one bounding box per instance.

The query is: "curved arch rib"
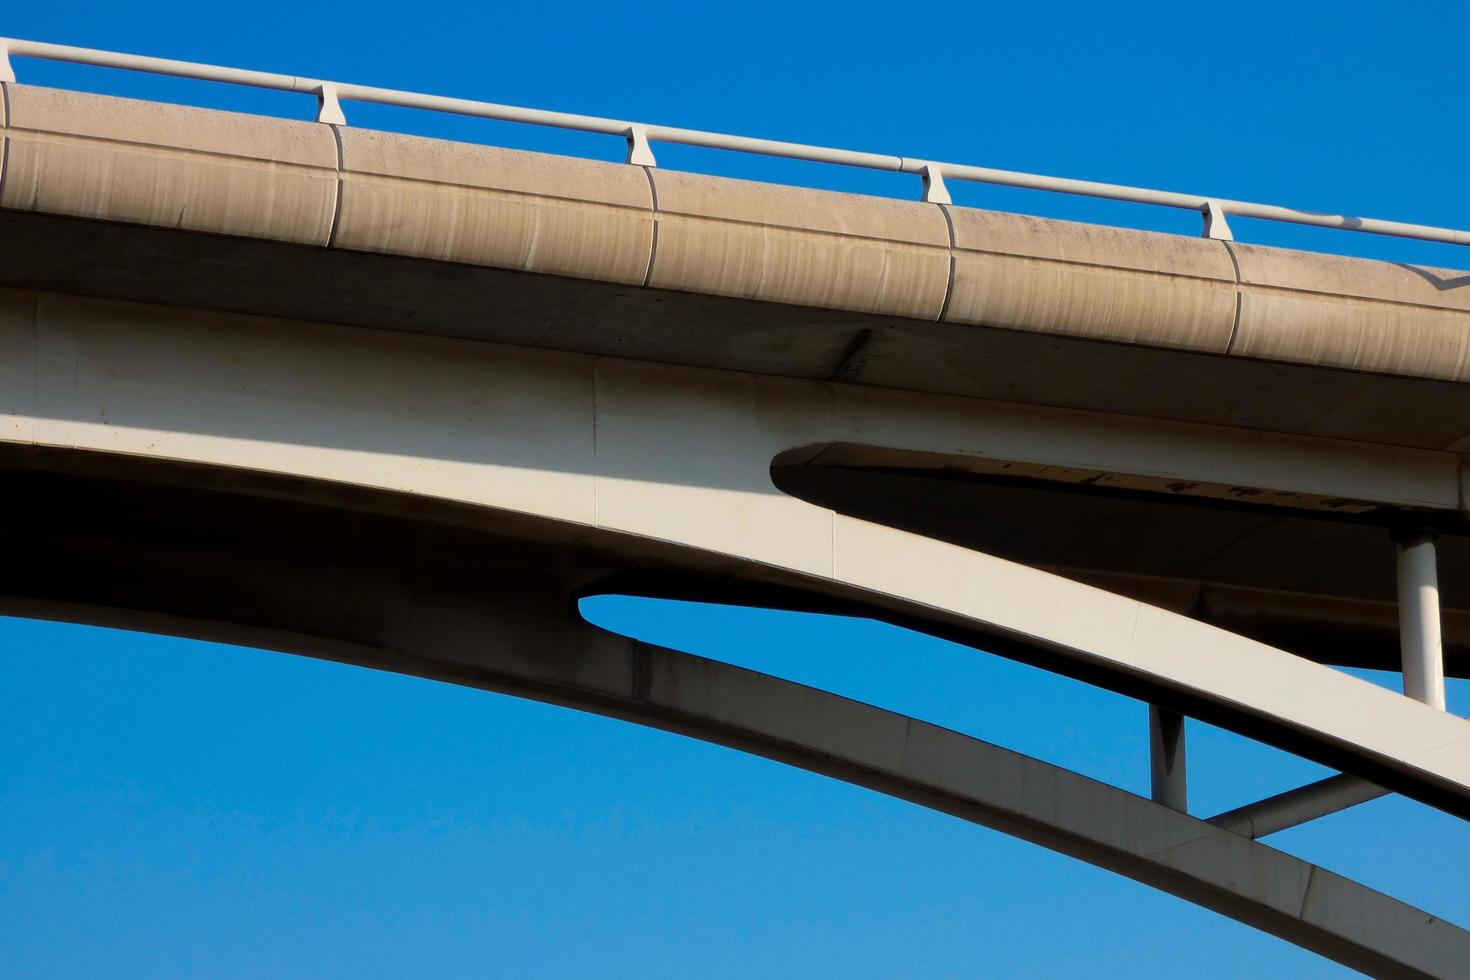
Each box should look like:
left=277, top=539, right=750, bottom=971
left=1, top=451, right=1467, bottom=975
left=310, top=606, right=1470, bottom=979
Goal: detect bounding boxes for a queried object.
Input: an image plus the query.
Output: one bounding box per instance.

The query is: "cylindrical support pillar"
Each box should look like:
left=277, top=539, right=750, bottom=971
left=1395, top=528, right=1446, bottom=710
left=1149, top=705, right=1187, bottom=812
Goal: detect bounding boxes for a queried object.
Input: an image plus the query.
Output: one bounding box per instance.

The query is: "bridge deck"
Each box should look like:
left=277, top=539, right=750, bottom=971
left=2, top=82, right=1469, bottom=455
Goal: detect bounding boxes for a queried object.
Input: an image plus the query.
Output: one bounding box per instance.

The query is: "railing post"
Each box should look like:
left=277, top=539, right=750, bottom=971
left=1396, top=524, right=1446, bottom=710
left=315, top=84, right=346, bottom=126
left=0, top=41, right=15, bottom=83
left=920, top=163, right=952, bottom=205
left=625, top=126, right=656, bottom=167
left=1202, top=200, right=1233, bottom=241
left=1149, top=705, right=1187, bottom=812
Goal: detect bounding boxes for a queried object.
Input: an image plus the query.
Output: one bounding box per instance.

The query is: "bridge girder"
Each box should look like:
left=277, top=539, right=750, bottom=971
left=3, top=284, right=1470, bottom=970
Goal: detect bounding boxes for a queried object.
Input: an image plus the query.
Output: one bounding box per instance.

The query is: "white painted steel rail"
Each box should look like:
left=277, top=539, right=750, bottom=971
left=2, top=36, right=1467, bottom=247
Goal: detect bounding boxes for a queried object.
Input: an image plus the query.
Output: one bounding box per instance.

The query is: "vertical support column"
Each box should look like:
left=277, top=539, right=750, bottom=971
left=1395, top=526, right=1446, bottom=710
left=1149, top=705, right=1187, bottom=812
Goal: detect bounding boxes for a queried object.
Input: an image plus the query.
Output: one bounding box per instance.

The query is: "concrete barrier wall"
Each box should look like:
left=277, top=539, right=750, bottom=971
left=0, top=85, right=338, bottom=244
left=3, top=83, right=1469, bottom=382
left=646, top=169, right=952, bottom=318
left=334, top=128, right=655, bottom=284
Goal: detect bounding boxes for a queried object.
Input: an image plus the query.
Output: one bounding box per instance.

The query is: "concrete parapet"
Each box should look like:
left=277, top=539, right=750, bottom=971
left=0, top=85, right=337, bottom=244
left=334, top=128, right=655, bottom=284
left=1231, top=242, right=1470, bottom=380
left=3, top=84, right=1470, bottom=387
left=943, top=207, right=1239, bottom=352
left=646, top=169, right=951, bottom=319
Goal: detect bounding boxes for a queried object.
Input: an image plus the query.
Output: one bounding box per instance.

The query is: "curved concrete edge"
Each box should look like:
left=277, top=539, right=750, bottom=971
left=4, top=287, right=1470, bottom=816
left=555, top=635, right=1470, bottom=980
left=1, top=80, right=9, bottom=207
left=3, top=85, right=1469, bottom=383
left=9, top=581, right=1460, bottom=978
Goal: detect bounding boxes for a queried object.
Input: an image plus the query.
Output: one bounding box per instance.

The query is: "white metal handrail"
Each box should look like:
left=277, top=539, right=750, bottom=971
left=2, top=36, right=1467, bottom=247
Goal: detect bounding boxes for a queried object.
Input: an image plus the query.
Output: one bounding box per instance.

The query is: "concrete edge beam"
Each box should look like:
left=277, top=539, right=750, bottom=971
left=2, top=84, right=1469, bottom=385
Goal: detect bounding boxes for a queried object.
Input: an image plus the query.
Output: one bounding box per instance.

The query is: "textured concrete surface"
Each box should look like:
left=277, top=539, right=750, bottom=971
left=0, top=84, right=338, bottom=243
left=647, top=168, right=952, bottom=318
left=335, top=127, right=655, bottom=284
left=943, top=206, right=1238, bottom=351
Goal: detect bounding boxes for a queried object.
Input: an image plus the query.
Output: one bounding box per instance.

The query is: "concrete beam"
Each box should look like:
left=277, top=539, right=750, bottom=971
left=2, top=288, right=1470, bottom=818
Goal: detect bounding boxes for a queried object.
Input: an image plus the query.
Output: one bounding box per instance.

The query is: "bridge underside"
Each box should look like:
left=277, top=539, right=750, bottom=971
left=778, top=461, right=1470, bottom=676
left=2, top=449, right=1467, bottom=978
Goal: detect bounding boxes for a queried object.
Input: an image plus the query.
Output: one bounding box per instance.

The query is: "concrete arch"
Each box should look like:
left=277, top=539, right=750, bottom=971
left=3, top=287, right=1470, bottom=817
left=3, top=76, right=1470, bottom=974
left=1, top=457, right=1467, bottom=978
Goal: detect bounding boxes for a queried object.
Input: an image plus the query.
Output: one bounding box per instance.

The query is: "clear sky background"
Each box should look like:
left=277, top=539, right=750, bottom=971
left=2, top=2, right=1469, bottom=976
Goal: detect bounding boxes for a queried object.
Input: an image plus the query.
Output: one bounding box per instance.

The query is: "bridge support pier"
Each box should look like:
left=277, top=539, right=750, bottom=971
left=1396, top=527, right=1446, bottom=711
left=1149, top=705, right=1187, bottom=812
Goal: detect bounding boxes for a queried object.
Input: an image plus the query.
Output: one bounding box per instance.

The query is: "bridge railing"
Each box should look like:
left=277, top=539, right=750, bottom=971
left=2, top=36, right=1467, bottom=248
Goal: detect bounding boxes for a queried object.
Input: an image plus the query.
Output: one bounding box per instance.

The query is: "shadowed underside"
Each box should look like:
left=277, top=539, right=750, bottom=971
left=2, top=456, right=1466, bottom=979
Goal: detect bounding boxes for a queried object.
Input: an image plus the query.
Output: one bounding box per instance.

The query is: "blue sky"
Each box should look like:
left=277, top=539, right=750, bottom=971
left=2, top=2, right=1469, bottom=976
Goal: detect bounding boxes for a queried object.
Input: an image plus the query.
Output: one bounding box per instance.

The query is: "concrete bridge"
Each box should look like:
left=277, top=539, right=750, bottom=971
left=4, top=38, right=1470, bottom=977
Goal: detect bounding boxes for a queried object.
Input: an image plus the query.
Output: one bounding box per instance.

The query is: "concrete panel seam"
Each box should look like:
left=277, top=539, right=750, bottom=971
left=639, top=165, right=658, bottom=288
left=896, top=715, right=915, bottom=775
left=1404, top=727, right=1470, bottom=764
left=1298, top=865, right=1316, bottom=921
left=937, top=202, right=957, bottom=322
left=1183, top=518, right=1281, bottom=580
left=828, top=507, right=836, bottom=578
left=1222, top=239, right=1243, bottom=355
left=1139, top=826, right=1218, bottom=861
left=650, top=209, right=949, bottom=250
left=0, top=80, right=9, bottom=207
left=950, top=241, right=1239, bottom=285
left=591, top=356, right=601, bottom=525
left=342, top=169, right=654, bottom=213
left=1242, top=280, right=1470, bottom=319
left=25, top=286, right=38, bottom=444
left=5, top=127, right=333, bottom=171
left=325, top=123, right=345, bottom=248
left=827, top=328, right=875, bottom=382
